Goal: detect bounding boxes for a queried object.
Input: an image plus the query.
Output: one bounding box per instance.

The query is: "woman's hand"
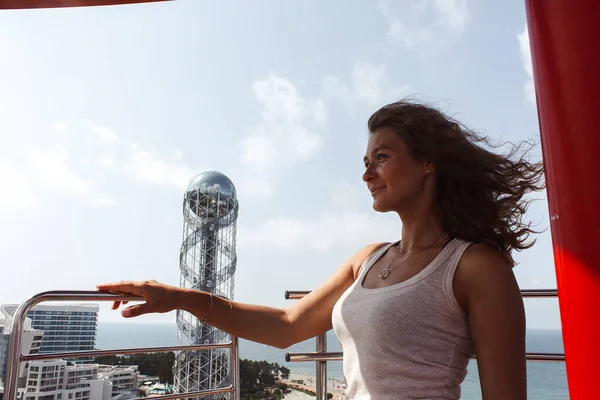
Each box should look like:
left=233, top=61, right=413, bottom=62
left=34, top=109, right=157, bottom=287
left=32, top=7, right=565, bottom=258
left=97, top=280, right=185, bottom=318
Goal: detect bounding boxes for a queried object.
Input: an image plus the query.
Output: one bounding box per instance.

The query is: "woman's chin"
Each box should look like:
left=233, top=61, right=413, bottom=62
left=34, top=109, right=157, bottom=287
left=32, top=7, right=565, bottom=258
left=372, top=201, right=392, bottom=213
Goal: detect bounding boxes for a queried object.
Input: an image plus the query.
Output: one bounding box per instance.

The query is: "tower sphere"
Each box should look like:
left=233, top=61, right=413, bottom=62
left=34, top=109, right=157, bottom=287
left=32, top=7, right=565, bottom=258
left=184, top=171, right=238, bottom=225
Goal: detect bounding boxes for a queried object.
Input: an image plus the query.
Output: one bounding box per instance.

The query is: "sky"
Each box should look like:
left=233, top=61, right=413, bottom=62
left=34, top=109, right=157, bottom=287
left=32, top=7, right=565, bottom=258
left=0, top=0, right=562, bottom=330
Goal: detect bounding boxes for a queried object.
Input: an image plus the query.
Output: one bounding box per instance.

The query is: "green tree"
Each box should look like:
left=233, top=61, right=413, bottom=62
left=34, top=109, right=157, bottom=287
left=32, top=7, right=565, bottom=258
left=279, top=366, right=290, bottom=380
left=94, top=352, right=175, bottom=384
left=96, top=355, right=288, bottom=399
left=239, top=359, right=290, bottom=399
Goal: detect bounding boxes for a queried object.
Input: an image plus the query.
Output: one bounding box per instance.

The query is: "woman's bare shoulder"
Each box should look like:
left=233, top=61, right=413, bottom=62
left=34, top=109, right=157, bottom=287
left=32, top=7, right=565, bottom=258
left=454, top=242, right=516, bottom=307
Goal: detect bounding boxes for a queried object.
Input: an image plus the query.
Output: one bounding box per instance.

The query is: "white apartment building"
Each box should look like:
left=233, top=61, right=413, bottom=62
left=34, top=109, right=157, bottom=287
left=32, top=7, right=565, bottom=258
left=24, top=361, right=108, bottom=400
left=1, top=304, right=99, bottom=363
left=97, top=366, right=138, bottom=399
left=0, top=307, right=44, bottom=388
left=22, top=361, right=139, bottom=400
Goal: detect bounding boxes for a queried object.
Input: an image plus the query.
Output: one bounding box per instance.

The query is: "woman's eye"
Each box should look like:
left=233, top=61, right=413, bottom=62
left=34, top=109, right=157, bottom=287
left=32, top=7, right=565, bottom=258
left=377, top=153, right=387, bottom=160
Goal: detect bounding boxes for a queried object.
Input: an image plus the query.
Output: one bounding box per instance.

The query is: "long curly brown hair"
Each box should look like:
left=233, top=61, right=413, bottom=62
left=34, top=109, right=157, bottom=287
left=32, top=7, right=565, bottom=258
left=368, top=99, right=545, bottom=267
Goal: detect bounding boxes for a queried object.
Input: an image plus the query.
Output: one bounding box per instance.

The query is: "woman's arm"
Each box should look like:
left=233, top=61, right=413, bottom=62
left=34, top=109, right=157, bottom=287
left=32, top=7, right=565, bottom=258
left=454, top=243, right=527, bottom=400
left=97, top=243, right=383, bottom=349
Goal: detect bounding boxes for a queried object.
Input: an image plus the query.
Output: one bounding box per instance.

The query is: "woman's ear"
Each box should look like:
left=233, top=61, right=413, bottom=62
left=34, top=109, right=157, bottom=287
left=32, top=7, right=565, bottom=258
left=424, top=159, right=435, bottom=174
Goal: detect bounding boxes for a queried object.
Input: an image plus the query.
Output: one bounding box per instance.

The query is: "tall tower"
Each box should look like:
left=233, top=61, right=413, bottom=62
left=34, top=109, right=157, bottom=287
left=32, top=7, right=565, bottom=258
left=174, top=171, right=239, bottom=399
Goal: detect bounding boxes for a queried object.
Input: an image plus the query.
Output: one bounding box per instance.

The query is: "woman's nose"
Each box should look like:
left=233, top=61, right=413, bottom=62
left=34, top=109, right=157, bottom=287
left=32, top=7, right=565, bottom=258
left=362, top=166, right=374, bottom=182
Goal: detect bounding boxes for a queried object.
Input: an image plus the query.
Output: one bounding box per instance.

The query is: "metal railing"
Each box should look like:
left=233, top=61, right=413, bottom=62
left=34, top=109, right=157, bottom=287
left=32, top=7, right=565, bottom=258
left=284, top=288, right=565, bottom=400
left=4, top=291, right=240, bottom=400
left=5, top=289, right=565, bottom=400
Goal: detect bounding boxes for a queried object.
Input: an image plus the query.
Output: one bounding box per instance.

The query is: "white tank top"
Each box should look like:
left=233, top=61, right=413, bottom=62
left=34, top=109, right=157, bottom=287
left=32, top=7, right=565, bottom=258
left=331, top=239, right=475, bottom=399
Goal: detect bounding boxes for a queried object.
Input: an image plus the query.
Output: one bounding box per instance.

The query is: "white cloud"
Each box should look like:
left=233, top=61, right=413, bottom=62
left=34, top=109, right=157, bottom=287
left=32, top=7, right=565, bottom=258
left=26, top=145, right=92, bottom=197
left=239, top=132, right=282, bottom=169
left=125, top=143, right=196, bottom=190
left=240, top=74, right=326, bottom=170
left=90, top=124, right=121, bottom=146
left=238, top=74, right=327, bottom=198
left=81, top=121, right=197, bottom=191
left=240, top=210, right=398, bottom=252
left=238, top=182, right=399, bottom=251
left=0, top=120, right=200, bottom=213
left=328, top=181, right=362, bottom=211
left=254, top=74, right=327, bottom=126
left=52, top=122, right=69, bottom=139
left=323, top=63, right=410, bottom=109
left=379, top=0, right=470, bottom=58
left=518, top=24, right=536, bottom=105
left=89, top=196, right=117, bottom=207
left=434, top=0, right=469, bottom=29
left=353, top=63, right=392, bottom=106
left=0, top=161, right=36, bottom=209
left=98, top=157, right=116, bottom=169
left=236, top=175, right=273, bottom=198
left=172, top=149, right=184, bottom=161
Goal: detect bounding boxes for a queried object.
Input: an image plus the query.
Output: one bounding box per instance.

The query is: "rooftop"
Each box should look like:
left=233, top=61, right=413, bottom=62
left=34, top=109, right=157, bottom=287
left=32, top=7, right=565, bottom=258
left=0, top=305, right=38, bottom=333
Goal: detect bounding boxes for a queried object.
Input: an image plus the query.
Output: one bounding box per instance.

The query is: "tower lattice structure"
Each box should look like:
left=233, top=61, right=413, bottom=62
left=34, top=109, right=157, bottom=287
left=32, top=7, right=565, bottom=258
left=174, top=171, right=239, bottom=400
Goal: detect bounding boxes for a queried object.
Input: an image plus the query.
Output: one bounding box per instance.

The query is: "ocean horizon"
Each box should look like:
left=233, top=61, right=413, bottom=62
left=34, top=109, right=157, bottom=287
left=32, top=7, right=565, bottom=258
left=96, top=323, right=568, bottom=399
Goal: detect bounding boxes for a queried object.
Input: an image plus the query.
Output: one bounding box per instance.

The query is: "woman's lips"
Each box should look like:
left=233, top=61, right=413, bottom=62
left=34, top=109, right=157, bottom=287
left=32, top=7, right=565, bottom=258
left=370, top=186, right=385, bottom=196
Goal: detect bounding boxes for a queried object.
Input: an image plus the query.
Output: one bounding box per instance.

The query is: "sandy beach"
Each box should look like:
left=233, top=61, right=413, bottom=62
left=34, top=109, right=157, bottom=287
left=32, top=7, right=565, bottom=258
left=283, top=373, right=347, bottom=399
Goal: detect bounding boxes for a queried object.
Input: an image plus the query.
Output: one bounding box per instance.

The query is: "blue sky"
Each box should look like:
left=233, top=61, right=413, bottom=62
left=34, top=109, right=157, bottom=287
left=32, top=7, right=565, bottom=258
left=0, top=0, right=561, bottom=329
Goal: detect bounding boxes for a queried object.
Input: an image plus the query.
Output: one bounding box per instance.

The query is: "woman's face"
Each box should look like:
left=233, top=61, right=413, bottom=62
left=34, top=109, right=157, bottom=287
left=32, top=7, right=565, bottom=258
left=362, top=128, right=433, bottom=213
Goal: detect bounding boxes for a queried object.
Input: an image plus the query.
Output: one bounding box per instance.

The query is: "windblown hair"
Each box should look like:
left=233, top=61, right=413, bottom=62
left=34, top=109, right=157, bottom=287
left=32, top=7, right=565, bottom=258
left=368, top=99, right=545, bottom=267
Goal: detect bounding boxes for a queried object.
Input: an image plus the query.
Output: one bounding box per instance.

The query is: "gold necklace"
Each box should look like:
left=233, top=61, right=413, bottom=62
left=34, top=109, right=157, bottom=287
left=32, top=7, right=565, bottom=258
left=378, top=233, right=448, bottom=280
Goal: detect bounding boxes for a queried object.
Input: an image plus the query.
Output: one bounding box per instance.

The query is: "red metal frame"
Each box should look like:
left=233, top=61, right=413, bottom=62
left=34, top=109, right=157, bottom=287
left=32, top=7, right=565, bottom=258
left=525, top=1, right=600, bottom=398
left=0, top=0, right=169, bottom=9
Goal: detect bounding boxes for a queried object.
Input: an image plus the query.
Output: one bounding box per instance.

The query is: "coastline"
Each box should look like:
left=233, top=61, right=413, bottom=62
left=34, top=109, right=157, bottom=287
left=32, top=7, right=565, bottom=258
left=283, top=373, right=347, bottom=400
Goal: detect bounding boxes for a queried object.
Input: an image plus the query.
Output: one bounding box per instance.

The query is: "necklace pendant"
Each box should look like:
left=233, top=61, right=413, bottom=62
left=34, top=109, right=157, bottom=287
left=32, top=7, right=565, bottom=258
left=379, top=269, right=390, bottom=279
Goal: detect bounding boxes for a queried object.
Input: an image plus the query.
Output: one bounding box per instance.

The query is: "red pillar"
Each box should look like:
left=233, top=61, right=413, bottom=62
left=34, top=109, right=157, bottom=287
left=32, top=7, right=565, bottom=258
left=0, top=0, right=168, bottom=9
left=525, top=1, right=600, bottom=398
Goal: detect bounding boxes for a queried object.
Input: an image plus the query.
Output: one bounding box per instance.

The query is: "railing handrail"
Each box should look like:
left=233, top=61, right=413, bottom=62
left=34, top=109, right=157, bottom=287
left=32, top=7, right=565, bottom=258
left=286, top=288, right=559, bottom=299
left=4, top=290, right=240, bottom=400
left=19, top=342, right=234, bottom=362
left=284, top=351, right=566, bottom=362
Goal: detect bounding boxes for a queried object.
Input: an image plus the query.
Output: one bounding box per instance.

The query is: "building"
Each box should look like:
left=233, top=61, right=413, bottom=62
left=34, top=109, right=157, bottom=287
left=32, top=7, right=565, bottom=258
left=22, top=360, right=139, bottom=400
left=0, top=307, right=44, bottom=388
left=1, top=304, right=98, bottom=364
left=24, top=360, right=105, bottom=400
left=97, top=366, right=138, bottom=399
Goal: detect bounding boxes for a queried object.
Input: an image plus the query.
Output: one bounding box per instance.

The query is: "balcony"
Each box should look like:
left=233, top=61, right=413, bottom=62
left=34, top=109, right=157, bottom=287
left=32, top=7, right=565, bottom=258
left=4, top=288, right=564, bottom=400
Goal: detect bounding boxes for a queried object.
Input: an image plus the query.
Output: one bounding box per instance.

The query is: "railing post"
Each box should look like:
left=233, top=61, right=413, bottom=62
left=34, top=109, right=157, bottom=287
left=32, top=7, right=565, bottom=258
left=4, top=301, right=27, bottom=400
left=231, top=335, right=240, bottom=400
left=315, top=332, right=327, bottom=400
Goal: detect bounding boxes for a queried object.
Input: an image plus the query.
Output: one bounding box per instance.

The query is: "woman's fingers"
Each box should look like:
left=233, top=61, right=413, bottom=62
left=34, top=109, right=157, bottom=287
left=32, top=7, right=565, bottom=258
left=122, top=303, right=152, bottom=318
left=97, top=281, right=144, bottom=296
left=98, top=281, right=168, bottom=316
left=99, top=282, right=142, bottom=311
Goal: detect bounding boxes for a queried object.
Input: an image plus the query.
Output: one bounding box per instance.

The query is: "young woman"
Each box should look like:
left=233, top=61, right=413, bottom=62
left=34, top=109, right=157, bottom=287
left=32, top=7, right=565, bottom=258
left=98, top=100, right=544, bottom=399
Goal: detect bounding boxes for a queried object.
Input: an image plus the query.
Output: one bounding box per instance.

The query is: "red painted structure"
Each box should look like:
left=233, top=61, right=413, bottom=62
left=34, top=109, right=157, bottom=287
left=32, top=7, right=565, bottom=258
left=0, top=0, right=168, bottom=9
left=525, top=1, right=600, bottom=398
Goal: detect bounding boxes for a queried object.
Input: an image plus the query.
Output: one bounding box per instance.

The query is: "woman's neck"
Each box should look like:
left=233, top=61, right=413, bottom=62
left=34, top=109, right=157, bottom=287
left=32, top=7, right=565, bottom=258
left=397, top=211, right=447, bottom=254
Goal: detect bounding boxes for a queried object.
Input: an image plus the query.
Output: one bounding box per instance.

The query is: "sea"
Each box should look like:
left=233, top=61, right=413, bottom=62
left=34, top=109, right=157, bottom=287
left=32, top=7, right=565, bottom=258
left=96, top=323, right=569, bottom=399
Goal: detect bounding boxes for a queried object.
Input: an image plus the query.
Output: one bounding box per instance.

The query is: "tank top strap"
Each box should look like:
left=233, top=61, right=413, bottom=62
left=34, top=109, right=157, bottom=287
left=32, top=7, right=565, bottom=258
left=439, top=239, right=476, bottom=313
left=356, top=242, right=396, bottom=279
